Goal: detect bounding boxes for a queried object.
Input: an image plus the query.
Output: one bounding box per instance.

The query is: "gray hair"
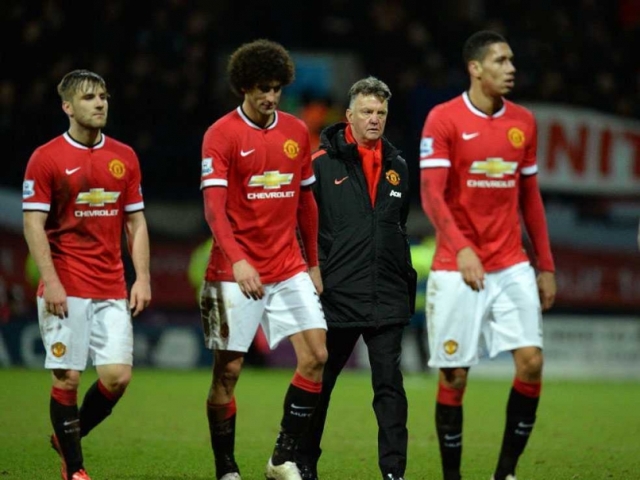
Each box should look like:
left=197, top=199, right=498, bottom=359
left=348, top=76, right=392, bottom=108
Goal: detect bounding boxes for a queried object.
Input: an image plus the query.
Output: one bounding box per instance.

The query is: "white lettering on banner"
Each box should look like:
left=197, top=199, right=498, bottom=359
left=466, top=179, right=516, bottom=188
left=525, top=103, right=640, bottom=194
left=74, top=209, right=119, bottom=217
left=247, top=191, right=295, bottom=200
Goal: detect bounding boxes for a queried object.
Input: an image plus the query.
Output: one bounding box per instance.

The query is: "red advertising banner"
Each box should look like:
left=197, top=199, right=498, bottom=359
left=552, top=245, right=640, bottom=309
left=2, top=230, right=639, bottom=314
left=527, top=103, right=640, bottom=195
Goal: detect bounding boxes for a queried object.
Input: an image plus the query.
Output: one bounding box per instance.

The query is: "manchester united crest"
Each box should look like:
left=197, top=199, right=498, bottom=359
left=108, top=159, right=126, bottom=179
left=443, top=339, right=458, bottom=355
left=386, top=170, right=400, bottom=186
left=51, top=342, right=67, bottom=358
left=507, top=128, right=525, bottom=148
left=283, top=139, right=299, bottom=159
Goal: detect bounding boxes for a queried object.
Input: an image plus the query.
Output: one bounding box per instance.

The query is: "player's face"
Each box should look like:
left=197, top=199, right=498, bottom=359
left=64, top=82, right=108, bottom=130
left=477, top=42, right=516, bottom=96
left=346, top=94, right=388, bottom=147
left=243, top=81, right=282, bottom=123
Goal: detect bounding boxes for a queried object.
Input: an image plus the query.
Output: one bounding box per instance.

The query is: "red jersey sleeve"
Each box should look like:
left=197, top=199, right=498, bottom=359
left=201, top=124, right=232, bottom=189
left=23, top=148, right=54, bottom=212
left=124, top=151, right=144, bottom=213
left=419, top=106, right=453, bottom=169
left=299, top=124, right=316, bottom=187
left=521, top=111, right=538, bottom=176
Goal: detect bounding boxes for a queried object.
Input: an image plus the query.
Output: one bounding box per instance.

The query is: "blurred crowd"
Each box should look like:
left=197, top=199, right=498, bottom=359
left=2, top=0, right=639, bottom=202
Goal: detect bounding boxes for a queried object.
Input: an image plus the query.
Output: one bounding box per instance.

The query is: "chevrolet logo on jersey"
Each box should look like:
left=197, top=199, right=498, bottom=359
left=469, top=157, right=518, bottom=178
left=248, top=171, right=293, bottom=189
left=76, top=188, right=121, bottom=206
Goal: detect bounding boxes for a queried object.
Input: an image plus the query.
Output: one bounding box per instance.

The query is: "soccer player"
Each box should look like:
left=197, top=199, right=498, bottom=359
left=199, top=39, right=328, bottom=480
left=419, top=30, right=556, bottom=480
left=22, top=69, right=151, bottom=480
left=295, top=76, right=415, bottom=480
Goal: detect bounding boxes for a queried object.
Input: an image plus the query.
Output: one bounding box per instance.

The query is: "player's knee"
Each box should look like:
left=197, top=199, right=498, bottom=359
left=53, top=369, right=81, bottom=390
left=100, top=368, right=132, bottom=395
left=313, top=344, right=328, bottom=368
left=214, top=357, right=243, bottom=387
left=308, top=344, right=328, bottom=371
left=442, top=368, right=468, bottom=390
left=295, top=346, right=327, bottom=380
left=517, top=349, right=544, bottom=380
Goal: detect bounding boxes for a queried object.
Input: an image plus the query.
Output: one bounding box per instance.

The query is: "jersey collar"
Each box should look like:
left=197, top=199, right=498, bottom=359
left=63, top=131, right=106, bottom=150
left=237, top=106, right=279, bottom=130
left=462, top=91, right=506, bottom=119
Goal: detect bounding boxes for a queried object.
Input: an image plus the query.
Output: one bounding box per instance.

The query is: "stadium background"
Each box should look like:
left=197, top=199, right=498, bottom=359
left=1, top=0, right=640, bottom=378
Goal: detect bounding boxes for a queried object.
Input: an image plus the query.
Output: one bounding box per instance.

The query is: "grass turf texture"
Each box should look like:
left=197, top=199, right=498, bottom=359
left=0, top=368, right=638, bottom=479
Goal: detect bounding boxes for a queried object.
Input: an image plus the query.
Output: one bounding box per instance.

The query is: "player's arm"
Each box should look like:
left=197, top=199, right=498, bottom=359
left=203, top=187, right=263, bottom=300
left=420, top=169, right=484, bottom=290
left=201, top=126, right=263, bottom=300
left=420, top=108, right=484, bottom=290
left=23, top=211, right=67, bottom=318
left=125, top=211, right=151, bottom=316
left=297, top=185, right=322, bottom=294
left=519, top=173, right=556, bottom=311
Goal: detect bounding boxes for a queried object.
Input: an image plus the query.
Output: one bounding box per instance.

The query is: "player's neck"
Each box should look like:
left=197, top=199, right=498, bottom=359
left=467, top=86, right=504, bottom=116
left=68, top=125, right=102, bottom=147
left=241, top=102, right=275, bottom=128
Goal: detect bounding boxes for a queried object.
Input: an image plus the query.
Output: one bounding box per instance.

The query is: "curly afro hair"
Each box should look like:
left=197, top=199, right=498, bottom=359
left=227, top=39, right=295, bottom=97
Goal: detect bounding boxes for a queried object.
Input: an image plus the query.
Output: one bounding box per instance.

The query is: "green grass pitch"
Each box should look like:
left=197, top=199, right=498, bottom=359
left=0, top=367, right=639, bottom=479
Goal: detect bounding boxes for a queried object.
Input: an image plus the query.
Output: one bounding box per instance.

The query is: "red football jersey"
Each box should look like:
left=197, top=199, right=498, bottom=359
left=23, top=133, right=144, bottom=298
left=420, top=92, right=537, bottom=272
left=201, top=108, right=314, bottom=283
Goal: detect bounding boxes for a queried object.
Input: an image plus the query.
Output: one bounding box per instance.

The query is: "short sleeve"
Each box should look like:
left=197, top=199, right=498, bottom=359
left=124, top=150, right=145, bottom=212
left=23, top=148, right=53, bottom=212
left=201, top=124, right=232, bottom=189
left=521, top=114, right=538, bottom=176
left=419, top=106, right=453, bottom=169
left=299, top=125, right=315, bottom=187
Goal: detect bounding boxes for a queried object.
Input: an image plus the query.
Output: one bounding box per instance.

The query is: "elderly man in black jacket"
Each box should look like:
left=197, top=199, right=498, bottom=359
left=296, top=76, right=416, bottom=480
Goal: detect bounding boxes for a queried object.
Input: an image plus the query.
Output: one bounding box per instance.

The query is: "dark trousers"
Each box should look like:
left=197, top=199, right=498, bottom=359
left=297, top=324, right=408, bottom=476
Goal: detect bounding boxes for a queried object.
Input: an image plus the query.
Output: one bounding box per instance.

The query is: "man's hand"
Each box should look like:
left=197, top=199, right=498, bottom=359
left=308, top=265, right=323, bottom=295
left=130, top=279, right=152, bottom=317
left=537, top=271, right=556, bottom=311
left=457, top=246, right=485, bottom=291
left=233, top=259, right=264, bottom=300
left=43, top=280, right=68, bottom=318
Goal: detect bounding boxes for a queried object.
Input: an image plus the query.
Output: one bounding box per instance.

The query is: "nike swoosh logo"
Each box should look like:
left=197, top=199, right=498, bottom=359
left=240, top=149, right=255, bottom=157
left=334, top=176, right=348, bottom=185
left=517, top=422, right=535, bottom=428
left=291, top=404, right=314, bottom=410
left=65, top=167, right=81, bottom=175
left=462, top=132, right=479, bottom=140
left=444, top=433, right=462, bottom=440
left=63, top=419, right=80, bottom=426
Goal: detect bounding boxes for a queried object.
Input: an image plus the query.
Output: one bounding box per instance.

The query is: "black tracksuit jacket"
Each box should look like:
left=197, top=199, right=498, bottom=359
left=311, top=122, right=417, bottom=329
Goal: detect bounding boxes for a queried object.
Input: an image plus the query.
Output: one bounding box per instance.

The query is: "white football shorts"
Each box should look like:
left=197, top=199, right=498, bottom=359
left=37, top=297, right=133, bottom=370
left=200, top=271, right=327, bottom=352
left=426, top=261, right=543, bottom=368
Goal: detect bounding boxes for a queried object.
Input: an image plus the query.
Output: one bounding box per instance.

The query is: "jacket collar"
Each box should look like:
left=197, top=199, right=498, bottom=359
left=319, top=122, right=399, bottom=164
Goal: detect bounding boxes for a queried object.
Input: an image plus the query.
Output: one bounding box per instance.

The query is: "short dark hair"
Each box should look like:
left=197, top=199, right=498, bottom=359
left=57, top=69, right=107, bottom=101
left=347, top=76, right=392, bottom=108
left=227, top=39, right=295, bottom=97
left=462, top=30, right=508, bottom=65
